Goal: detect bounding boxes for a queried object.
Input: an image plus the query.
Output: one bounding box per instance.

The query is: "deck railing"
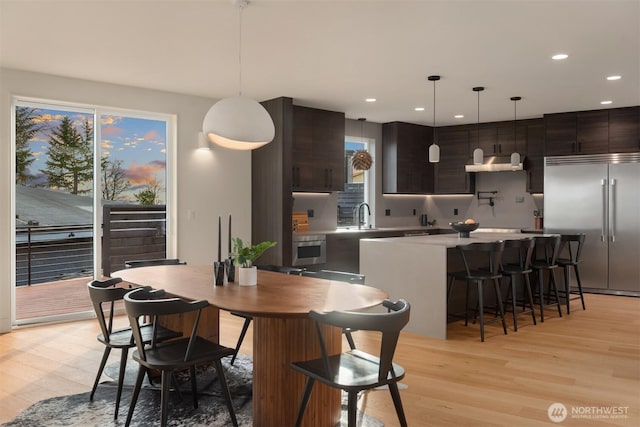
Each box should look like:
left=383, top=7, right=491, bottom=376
left=15, top=205, right=167, bottom=286
left=16, top=224, right=94, bottom=286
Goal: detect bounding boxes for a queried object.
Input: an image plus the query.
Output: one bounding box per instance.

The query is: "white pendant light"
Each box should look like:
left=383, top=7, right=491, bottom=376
left=428, top=75, right=440, bottom=163
left=510, top=96, right=522, bottom=167
left=202, top=0, right=275, bottom=150
left=472, top=86, right=484, bottom=165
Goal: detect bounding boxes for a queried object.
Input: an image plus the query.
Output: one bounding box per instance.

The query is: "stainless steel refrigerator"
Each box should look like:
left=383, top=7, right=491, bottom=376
left=544, top=153, right=640, bottom=295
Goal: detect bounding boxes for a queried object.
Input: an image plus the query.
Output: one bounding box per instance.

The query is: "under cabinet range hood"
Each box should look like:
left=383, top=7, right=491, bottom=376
left=465, top=155, right=525, bottom=172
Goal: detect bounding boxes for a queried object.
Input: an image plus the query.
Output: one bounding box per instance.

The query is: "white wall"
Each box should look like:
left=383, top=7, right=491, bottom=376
left=0, top=68, right=252, bottom=332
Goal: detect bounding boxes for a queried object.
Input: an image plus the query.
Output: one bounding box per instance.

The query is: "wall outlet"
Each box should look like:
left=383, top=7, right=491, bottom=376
left=515, top=196, right=525, bottom=203
left=454, top=208, right=458, bottom=216
left=307, top=209, right=314, bottom=218
left=385, top=209, right=391, bottom=216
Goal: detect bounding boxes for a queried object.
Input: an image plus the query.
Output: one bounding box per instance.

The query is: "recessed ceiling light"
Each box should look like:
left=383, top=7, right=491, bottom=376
left=601, top=100, right=613, bottom=105
left=414, top=107, right=425, bottom=111
left=365, top=98, right=376, bottom=103
left=552, top=53, right=569, bottom=60
left=454, top=114, right=464, bottom=119
left=607, top=75, right=622, bottom=81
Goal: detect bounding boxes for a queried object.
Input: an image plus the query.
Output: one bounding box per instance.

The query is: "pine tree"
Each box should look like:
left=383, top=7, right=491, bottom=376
left=42, top=116, right=93, bottom=194
left=15, top=107, right=42, bottom=184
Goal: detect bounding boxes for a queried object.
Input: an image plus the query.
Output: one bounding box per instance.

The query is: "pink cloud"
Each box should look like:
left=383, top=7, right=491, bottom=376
left=102, top=126, right=124, bottom=136
left=144, top=130, right=160, bottom=140
left=126, top=162, right=165, bottom=185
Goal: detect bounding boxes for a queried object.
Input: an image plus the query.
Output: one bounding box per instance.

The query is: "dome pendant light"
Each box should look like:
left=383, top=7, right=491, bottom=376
left=428, top=75, right=441, bottom=163
left=510, top=96, right=522, bottom=168
left=202, top=0, right=275, bottom=150
left=472, top=86, right=485, bottom=165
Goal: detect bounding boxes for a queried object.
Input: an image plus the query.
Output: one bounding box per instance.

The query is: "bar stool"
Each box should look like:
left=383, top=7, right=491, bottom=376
left=557, top=233, right=587, bottom=314
left=448, top=240, right=507, bottom=342
left=501, top=238, right=537, bottom=331
left=531, top=235, right=563, bottom=322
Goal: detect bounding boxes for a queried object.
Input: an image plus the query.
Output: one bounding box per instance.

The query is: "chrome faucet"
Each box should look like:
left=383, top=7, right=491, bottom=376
left=356, top=202, right=371, bottom=229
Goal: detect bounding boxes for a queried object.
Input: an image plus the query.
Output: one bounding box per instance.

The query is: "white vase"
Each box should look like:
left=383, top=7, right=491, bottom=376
left=238, top=266, right=257, bottom=286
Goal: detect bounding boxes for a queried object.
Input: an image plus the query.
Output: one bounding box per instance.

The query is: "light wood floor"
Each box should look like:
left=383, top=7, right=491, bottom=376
left=0, top=293, right=638, bottom=426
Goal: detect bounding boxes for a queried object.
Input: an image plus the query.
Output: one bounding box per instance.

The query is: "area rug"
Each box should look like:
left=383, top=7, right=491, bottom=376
left=2, top=355, right=384, bottom=427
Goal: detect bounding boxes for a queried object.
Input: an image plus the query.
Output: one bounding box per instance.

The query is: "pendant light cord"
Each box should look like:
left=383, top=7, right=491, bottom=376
left=432, top=79, right=436, bottom=141
left=513, top=99, right=517, bottom=150
left=238, top=4, right=243, bottom=97
left=477, top=89, right=480, bottom=148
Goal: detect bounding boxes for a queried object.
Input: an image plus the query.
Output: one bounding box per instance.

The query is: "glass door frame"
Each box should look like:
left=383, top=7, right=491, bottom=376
left=10, top=95, right=177, bottom=326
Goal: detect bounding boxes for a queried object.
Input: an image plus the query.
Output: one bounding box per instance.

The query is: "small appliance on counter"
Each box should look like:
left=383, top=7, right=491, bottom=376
left=419, top=214, right=428, bottom=226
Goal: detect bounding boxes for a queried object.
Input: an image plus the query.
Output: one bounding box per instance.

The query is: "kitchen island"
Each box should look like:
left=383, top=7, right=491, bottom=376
left=359, top=231, right=533, bottom=339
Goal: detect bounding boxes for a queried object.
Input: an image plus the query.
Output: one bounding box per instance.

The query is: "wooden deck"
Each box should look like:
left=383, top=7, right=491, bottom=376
left=15, top=277, right=98, bottom=321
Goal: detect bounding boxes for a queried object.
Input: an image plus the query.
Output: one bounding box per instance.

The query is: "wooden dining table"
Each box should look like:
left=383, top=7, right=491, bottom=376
left=112, top=265, right=388, bottom=427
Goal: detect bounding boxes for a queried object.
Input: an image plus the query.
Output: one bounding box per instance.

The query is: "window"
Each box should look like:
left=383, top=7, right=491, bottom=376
left=336, top=137, right=370, bottom=227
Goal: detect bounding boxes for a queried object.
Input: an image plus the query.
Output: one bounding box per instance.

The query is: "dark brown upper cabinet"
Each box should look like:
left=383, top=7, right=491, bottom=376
left=434, top=126, right=474, bottom=194
left=577, top=110, right=609, bottom=154
left=382, top=122, right=434, bottom=194
left=545, top=110, right=609, bottom=155
left=292, top=105, right=345, bottom=192
left=497, top=122, right=526, bottom=157
left=609, top=106, right=640, bottom=153
left=544, top=112, right=578, bottom=155
left=472, top=124, right=497, bottom=155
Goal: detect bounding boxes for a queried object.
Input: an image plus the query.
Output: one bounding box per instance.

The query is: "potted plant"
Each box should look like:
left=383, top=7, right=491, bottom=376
left=231, top=237, right=277, bottom=286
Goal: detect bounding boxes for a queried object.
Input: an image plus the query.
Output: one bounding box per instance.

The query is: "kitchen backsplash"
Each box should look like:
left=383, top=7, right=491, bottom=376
left=292, top=171, right=543, bottom=232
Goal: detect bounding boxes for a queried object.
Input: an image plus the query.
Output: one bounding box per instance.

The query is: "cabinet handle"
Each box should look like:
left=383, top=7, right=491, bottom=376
left=493, top=144, right=496, bottom=154
left=498, top=144, right=502, bottom=154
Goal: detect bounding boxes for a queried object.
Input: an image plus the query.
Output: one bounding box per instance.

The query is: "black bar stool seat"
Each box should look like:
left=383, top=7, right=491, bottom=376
left=531, top=235, right=563, bottom=322
left=556, top=233, right=587, bottom=314
left=500, top=238, right=537, bottom=331
left=448, top=240, right=508, bottom=342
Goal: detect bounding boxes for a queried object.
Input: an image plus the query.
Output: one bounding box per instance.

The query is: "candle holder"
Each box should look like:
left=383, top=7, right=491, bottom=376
left=214, top=261, right=225, bottom=286
left=225, top=257, right=235, bottom=283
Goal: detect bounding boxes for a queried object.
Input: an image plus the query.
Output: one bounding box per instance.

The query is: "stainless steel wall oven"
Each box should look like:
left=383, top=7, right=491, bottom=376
left=292, top=234, right=326, bottom=266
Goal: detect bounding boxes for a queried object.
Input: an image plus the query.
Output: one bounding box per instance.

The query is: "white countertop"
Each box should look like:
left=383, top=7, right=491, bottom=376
left=361, top=231, right=537, bottom=249
left=293, top=226, right=448, bottom=236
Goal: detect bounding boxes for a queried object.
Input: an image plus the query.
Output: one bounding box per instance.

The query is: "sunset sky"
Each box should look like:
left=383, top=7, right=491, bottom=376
left=25, top=107, right=167, bottom=202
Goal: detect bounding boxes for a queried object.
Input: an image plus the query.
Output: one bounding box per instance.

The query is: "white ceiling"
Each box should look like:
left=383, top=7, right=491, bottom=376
left=1, top=0, right=638, bottom=126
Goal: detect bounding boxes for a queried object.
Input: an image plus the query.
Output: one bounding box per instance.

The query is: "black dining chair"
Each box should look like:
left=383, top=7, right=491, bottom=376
left=447, top=240, right=508, bottom=342
left=291, top=299, right=411, bottom=427
left=123, top=287, right=238, bottom=427
left=87, top=278, right=180, bottom=419
left=227, top=265, right=305, bottom=364
left=300, top=269, right=366, bottom=349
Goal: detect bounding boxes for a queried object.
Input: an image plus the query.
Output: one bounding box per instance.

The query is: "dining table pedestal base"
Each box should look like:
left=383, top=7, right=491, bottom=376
left=253, top=316, right=341, bottom=427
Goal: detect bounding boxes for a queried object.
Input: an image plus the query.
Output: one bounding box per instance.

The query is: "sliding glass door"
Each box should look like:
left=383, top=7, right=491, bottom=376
left=13, top=98, right=171, bottom=324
